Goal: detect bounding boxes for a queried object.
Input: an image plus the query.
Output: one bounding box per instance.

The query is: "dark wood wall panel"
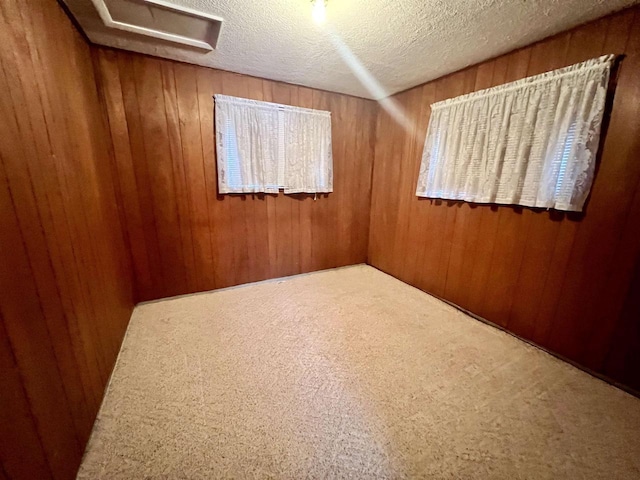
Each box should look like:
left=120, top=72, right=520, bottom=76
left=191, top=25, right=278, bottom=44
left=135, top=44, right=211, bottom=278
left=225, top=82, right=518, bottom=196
left=94, top=49, right=377, bottom=302
left=0, top=0, right=135, bottom=478
left=3, top=2, right=638, bottom=479
left=369, top=6, right=640, bottom=392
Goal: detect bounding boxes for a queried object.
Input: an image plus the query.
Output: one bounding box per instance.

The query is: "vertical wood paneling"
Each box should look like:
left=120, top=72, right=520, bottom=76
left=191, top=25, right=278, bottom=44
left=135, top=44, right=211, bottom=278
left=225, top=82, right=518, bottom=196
left=506, top=32, right=573, bottom=340
left=440, top=69, right=479, bottom=307
left=4, top=4, right=639, bottom=479
left=96, top=50, right=153, bottom=300
left=0, top=313, right=51, bottom=479
left=543, top=15, right=612, bottom=361
left=402, top=83, right=437, bottom=289
left=368, top=6, right=640, bottom=392
left=298, top=87, right=316, bottom=273
left=606, top=257, right=640, bottom=389
left=580, top=9, right=639, bottom=367
left=96, top=50, right=377, bottom=301
left=0, top=0, right=135, bottom=478
left=135, top=57, right=187, bottom=296
left=478, top=49, right=532, bottom=328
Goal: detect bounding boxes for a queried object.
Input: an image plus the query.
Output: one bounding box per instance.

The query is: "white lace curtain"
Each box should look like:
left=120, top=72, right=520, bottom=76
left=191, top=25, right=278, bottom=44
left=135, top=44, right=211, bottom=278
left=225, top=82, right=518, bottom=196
left=214, top=95, right=333, bottom=194
left=416, top=55, right=614, bottom=212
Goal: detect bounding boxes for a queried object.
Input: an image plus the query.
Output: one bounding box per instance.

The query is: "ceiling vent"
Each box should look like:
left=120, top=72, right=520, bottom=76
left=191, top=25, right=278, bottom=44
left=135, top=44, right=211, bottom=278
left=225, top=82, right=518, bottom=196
left=90, top=0, right=223, bottom=51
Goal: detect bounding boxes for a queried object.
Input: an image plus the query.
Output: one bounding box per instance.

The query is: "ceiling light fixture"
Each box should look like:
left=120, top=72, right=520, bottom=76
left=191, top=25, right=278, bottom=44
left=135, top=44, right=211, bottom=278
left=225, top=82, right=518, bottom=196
left=311, top=0, right=326, bottom=24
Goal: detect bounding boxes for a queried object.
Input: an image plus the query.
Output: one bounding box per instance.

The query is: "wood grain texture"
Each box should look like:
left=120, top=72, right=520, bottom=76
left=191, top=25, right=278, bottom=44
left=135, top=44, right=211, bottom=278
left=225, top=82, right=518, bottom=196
left=0, top=0, right=134, bottom=478
left=368, top=6, right=640, bottom=392
left=94, top=49, right=378, bottom=302
left=3, top=1, right=640, bottom=479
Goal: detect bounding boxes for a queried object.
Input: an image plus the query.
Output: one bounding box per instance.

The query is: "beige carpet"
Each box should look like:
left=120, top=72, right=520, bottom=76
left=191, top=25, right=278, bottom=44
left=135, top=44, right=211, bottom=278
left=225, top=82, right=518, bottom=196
left=78, top=265, right=640, bottom=479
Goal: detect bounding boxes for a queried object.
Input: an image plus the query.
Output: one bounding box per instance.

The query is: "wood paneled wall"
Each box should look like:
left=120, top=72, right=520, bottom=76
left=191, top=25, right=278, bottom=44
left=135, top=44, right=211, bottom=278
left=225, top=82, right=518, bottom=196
left=369, top=6, right=640, bottom=392
left=93, top=49, right=377, bottom=302
left=2, top=1, right=639, bottom=478
left=0, top=0, right=134, bottom=479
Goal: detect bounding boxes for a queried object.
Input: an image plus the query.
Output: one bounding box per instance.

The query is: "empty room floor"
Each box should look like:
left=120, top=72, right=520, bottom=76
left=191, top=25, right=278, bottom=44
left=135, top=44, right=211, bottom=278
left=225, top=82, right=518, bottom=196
left=78, top=265, right=640, bottom=479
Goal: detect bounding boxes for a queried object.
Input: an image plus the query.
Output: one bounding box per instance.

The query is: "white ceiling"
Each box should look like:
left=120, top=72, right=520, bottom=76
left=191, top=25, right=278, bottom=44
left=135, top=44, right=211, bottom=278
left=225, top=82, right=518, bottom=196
left=65, top=0, right=638, bottom=99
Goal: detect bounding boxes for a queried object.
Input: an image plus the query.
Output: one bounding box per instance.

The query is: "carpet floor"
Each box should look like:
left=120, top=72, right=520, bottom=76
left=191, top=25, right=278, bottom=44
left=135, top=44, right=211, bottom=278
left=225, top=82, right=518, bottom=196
left=78, top=265, right=640, bottom=479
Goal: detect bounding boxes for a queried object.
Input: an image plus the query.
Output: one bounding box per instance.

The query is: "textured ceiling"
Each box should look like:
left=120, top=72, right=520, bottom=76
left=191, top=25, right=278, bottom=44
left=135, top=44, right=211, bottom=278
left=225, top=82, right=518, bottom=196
left=64, top=0, right=638, bottom=99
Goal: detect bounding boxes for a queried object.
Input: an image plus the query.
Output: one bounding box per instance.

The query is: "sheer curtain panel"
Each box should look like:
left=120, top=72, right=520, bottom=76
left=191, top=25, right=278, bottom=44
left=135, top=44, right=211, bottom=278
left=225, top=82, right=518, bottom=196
left=214, top=95, right=332, bottom=194
left=416, top=55, right=615, bottom=212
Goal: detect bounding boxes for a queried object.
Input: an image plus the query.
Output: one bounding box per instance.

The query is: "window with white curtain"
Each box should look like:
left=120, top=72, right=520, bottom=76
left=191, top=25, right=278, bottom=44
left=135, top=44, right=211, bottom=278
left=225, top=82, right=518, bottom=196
left=214, top=94, right=333, bottom=194
left=416, top=55, right=615, bottom=212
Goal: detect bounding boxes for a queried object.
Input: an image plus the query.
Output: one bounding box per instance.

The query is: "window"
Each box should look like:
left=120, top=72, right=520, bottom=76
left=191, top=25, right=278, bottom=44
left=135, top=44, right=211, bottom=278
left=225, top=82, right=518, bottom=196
left=415, top=55, right=614, bottom=212
left=214, top=95, right=333, bottom=194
